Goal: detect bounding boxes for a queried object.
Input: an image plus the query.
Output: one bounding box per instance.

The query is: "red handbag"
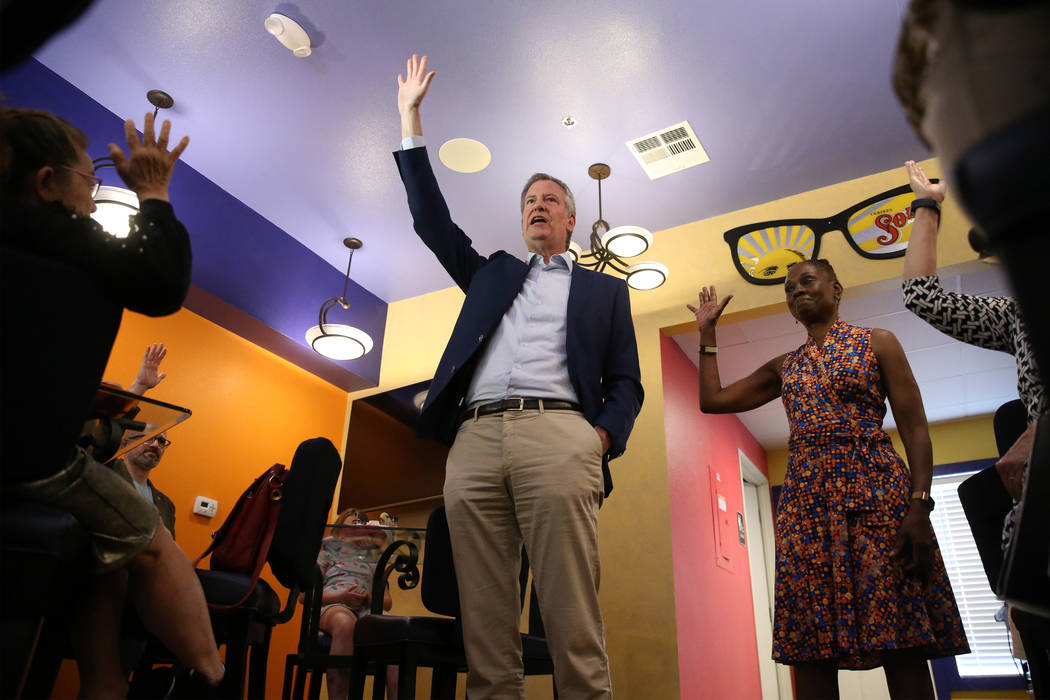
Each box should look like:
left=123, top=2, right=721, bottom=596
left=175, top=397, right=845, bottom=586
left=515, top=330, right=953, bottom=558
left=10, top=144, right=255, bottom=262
left=195, top=463, right=288, bottom=610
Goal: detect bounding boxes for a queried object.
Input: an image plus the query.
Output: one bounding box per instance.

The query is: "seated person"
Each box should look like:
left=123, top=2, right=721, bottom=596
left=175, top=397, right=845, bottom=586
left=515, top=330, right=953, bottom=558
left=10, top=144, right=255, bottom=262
left=113, top=429, right=175, bottom=538
left=319, top=507, right=396, bottom=700
left=111, top=344, right=176, bottom=537
left=0, top=106, right=222, bottom=697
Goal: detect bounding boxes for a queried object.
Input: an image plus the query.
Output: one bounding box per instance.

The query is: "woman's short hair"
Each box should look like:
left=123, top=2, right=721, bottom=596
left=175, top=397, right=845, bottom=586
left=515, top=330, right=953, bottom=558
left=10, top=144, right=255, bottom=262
left=0, top=107, right=88, bottom=202
left=798, top=258, right=839, bottom=283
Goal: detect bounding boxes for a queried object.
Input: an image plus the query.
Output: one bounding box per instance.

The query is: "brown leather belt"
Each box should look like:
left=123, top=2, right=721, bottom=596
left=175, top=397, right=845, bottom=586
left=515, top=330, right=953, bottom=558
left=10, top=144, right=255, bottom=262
left=459, top=398, right=582, bottom=424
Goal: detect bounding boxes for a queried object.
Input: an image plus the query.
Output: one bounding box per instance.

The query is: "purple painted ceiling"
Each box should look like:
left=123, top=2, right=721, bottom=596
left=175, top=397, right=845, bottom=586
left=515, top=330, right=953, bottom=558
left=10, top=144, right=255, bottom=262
left=26, top=0, right=928, bottom=306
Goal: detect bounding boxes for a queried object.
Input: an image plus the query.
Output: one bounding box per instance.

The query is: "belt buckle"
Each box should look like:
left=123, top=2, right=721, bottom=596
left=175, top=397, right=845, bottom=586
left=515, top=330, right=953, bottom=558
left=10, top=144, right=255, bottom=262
left=507, top=397, right=526, bottom=411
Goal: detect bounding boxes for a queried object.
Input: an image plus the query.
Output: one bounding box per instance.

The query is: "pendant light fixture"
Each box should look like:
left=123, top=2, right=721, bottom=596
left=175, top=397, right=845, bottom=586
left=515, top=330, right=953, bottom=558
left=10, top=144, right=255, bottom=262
left=569, top=163, right=668, bottom=290
left=305, top=237, right=374, bottom=361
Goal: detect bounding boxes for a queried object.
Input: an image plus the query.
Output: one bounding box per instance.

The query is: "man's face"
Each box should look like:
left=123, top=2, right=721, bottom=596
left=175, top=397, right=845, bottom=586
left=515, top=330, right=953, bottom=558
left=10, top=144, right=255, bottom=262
left=122, top=432, right=169, bottom=472
left=47, top=147, right=98, bottom=217
left=521, top=180, right=575, bottom=256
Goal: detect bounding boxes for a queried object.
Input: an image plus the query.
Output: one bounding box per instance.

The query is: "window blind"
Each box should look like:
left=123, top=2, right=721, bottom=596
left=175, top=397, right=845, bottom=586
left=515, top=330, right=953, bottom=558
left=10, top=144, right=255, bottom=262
left=929, top=471, right=1020, bottom=677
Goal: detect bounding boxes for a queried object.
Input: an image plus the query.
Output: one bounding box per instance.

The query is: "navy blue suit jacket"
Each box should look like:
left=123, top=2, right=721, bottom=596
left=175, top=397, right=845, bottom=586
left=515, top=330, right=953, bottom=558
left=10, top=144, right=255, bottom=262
left=394, top=147, right=643, bottom=497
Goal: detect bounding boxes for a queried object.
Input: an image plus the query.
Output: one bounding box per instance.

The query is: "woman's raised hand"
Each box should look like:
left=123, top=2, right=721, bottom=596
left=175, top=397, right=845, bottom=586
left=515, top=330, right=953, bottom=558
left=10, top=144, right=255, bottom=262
left=107, top=113, right=189, bottom=203
left=905, top=160, right=946, bottom=202
left=687, top=286, right=733, bottom=330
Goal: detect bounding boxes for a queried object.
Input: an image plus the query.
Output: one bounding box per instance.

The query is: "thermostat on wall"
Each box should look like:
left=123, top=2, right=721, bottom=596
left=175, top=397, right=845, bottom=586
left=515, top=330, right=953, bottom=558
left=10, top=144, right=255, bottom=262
left=193, top=496, right=218, bottom=518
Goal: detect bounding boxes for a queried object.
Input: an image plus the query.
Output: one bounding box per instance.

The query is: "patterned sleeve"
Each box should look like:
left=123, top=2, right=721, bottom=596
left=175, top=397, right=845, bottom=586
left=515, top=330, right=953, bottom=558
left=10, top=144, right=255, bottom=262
left=317, top=538, right=334, bottom=576
left=902, top=275, right=1016, bottom=354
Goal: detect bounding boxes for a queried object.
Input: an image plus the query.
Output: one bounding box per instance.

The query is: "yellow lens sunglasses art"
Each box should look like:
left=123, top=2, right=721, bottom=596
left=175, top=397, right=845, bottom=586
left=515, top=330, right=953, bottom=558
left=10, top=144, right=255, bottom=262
left=723, top=183, right=927, bottom=285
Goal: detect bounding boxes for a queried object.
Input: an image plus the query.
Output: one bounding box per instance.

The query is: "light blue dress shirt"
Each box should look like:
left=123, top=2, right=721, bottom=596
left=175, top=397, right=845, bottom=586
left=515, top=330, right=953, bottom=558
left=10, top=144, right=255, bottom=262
left=465, top=251, right=579, bottom=405
left=400, top=136, right=578, bottom=406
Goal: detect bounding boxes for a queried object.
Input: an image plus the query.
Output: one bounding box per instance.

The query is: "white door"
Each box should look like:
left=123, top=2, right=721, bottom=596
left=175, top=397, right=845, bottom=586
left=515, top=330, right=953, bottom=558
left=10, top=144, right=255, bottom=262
left=739, top=450, right=790, bottom=700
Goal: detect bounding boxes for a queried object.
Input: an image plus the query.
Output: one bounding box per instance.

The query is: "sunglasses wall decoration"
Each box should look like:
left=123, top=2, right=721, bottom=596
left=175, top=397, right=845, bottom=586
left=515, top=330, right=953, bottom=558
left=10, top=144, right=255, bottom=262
left=723, top=183, right=934, bottom=285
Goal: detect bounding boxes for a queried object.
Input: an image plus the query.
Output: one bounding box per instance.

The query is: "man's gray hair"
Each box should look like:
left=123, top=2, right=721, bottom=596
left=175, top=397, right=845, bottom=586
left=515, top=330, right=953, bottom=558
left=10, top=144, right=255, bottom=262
left=520, top=173, right=576, bottom=218
left=520, top=173, right=576, bottom=245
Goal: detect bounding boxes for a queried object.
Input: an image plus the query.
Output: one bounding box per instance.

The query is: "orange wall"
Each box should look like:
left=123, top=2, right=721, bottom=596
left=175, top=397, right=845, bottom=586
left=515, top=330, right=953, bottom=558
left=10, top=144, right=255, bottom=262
left=661, top=334, right=770, bottom=700
left=53, top=305, right=349, bottom=698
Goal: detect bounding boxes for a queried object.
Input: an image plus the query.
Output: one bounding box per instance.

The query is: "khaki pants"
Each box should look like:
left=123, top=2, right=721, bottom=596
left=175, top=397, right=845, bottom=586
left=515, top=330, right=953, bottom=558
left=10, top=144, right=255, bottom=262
left=444, top=408, right=611, bottom=700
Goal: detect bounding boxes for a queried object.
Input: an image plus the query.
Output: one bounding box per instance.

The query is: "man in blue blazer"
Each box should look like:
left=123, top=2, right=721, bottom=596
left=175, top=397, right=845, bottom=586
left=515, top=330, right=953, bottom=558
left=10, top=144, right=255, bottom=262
left=394, top=55, right=643, bottom=699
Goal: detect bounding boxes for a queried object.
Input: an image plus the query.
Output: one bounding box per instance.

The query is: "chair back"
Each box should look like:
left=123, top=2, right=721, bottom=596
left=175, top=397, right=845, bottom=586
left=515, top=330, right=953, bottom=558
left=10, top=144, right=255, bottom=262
left=419, top=506, right=536, bottom=619
left=993, top=399, right=1027, bottom=457
left=268, top=438, right=342, bottom=591
left=420, top=506, right=461, bottom=617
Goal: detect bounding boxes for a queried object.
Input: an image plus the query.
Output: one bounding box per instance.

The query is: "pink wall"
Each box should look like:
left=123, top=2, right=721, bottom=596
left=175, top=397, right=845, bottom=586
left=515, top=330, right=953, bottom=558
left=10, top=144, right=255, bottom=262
left=661, top=334, right=771, bottom=700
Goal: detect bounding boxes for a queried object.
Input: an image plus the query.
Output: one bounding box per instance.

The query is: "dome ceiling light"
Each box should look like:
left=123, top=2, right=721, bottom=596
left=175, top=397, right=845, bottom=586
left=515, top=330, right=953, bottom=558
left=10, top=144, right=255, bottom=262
left=305, top=237, right=374, bottom=361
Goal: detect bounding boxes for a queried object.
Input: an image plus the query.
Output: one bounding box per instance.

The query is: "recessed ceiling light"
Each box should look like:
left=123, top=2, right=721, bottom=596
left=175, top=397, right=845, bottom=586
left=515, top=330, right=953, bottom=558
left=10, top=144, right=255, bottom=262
left=562, top=115, right=577, bottom=129
left=438, top=138, right=491, bottom=173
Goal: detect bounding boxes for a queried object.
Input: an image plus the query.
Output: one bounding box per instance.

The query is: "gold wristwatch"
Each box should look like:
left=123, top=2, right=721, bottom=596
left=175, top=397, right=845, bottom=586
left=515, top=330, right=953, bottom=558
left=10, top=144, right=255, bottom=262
left=911, top=490, right=935, bottom=512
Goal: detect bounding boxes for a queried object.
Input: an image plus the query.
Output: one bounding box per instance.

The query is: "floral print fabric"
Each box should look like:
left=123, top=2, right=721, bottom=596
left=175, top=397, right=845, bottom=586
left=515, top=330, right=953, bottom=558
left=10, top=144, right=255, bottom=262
left=772, top=319, right=969, bottom=669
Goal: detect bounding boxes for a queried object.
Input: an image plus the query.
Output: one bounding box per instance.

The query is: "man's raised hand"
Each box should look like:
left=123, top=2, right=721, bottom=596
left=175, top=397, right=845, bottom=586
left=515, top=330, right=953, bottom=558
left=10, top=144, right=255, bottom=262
left=397, top=54, right=436, bottom=116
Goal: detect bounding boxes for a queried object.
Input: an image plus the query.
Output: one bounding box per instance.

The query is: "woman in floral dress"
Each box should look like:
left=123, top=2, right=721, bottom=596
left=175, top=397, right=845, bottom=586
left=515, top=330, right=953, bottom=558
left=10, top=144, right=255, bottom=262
left=688, top=260, right=968, bottom=699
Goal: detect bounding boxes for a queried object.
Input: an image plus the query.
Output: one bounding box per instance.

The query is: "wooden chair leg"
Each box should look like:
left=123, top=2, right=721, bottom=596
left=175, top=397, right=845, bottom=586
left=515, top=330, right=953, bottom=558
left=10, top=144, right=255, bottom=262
left=307, top=665, right=325, bottom=700
left=396, top=651, right=417, bottom=700
left=281, top=655, right=296, bottom=700
left=292, top=658, right=309, bottom=700
left=430, top=666, right=457, bottom=700
left=348, top=657, right=368, bottom=700
left=371, top=663, right=387, bottom=700
left=246, top=636, right=271, bottom=699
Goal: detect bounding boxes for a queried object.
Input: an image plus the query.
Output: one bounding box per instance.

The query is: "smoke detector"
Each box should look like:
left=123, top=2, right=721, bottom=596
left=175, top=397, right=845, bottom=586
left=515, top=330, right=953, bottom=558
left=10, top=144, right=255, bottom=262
left=626, top=121, right=709, bottom=180
left=264, top=13, right=312, bottom=57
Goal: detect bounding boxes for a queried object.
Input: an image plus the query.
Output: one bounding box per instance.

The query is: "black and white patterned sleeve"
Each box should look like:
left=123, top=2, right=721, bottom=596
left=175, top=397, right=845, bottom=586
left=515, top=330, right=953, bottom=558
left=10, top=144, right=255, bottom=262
left=902, top=275, right=1015, bottom=354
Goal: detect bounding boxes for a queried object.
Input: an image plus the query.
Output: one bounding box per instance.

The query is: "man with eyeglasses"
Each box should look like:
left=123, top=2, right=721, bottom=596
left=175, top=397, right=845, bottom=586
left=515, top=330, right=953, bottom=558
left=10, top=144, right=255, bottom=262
left=114, top=431, right=176, bottom=537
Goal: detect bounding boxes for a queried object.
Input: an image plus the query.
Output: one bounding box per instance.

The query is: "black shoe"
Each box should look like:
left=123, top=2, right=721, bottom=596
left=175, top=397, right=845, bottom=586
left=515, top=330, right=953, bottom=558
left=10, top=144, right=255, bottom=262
left=165, top=666, right=221, bottom=700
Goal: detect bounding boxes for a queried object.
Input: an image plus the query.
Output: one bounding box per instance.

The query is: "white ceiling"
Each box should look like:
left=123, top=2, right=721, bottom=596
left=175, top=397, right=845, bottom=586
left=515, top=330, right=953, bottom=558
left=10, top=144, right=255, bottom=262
left=673, top=263, right=1020, bottom=449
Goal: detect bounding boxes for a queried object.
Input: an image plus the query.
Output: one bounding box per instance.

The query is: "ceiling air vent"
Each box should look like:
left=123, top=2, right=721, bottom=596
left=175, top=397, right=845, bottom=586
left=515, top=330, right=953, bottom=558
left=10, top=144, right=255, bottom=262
left=626, top=120, right=709, bottom=180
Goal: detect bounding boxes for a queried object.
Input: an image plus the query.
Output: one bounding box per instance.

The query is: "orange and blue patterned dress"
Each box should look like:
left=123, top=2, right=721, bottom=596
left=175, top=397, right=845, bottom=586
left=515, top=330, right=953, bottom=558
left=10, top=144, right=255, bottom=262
left=772, top=319, right=968, bottom=669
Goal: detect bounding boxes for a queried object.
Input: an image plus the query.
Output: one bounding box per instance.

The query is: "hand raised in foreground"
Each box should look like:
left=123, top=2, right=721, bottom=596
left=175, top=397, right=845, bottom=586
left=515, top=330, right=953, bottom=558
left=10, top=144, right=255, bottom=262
left=130, top=343, right=167, bottom=394
left=397, top=53, right=436, bottom=116
left=905, top=160, right=946, bottom=202
left=108, top=112, right=189, bottom=203
left=687, top=286, right=733, bottom=330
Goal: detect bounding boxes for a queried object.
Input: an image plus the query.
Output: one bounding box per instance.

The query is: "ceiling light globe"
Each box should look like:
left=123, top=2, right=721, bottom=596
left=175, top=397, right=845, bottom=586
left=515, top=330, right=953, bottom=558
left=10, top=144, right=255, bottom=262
left=625, top=261, right=668, bottom=290
left=92, top=186, right=140, bottom=239
left=567, top=240, right=584, bottom=262
left=305, top=324, right=374, bottom=360
left=413, top=390, right=429, bottom=411
left=601, top=225, right=652, bottom=259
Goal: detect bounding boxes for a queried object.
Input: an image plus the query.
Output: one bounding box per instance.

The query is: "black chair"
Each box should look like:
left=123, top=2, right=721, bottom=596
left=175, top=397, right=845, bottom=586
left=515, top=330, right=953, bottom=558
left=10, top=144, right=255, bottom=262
left=346, top=506, right=555, bottom=700
left=958, top=399, right=1026, bottom=589
left=0, top=503, right=92, bottom=699
left=130, top=437, right=341, bottom=699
